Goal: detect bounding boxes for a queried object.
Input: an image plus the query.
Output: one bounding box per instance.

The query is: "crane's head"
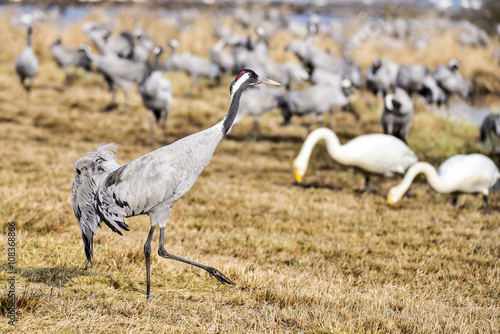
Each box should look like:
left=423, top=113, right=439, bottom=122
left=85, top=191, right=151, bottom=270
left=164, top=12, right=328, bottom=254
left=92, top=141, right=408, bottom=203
left=168, top=39, right=180, bottom=50
left=448, top=59, right=460, bottom=71
left=229, top=69, right=281, bottom=98
left=154, top=46, right=163, bottom=56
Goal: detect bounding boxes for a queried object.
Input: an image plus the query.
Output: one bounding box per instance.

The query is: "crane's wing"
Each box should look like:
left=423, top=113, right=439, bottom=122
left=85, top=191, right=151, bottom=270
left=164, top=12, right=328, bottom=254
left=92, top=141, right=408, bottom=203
left=71, top=143, right=121, bottom=265
left=97, top=142, right=209, bottom=227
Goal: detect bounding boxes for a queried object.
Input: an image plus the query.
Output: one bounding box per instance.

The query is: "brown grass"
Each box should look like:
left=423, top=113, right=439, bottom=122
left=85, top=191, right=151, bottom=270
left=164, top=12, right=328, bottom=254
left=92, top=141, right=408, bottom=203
left=0, top=7, right=499, bottom=333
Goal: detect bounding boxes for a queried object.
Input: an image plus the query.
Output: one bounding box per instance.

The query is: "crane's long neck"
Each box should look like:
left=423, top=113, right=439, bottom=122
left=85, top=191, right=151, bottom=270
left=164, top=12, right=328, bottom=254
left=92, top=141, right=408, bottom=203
left=26, top=27, right=33, bottom=47
left=222, top=88, right=244, bottom=135
left=170, top=46, right=177, bottom=57
left=295, top=128, right=342, bottom=169
left=154, top=52, right=160, bottom=71
left=395, top=162, right=452, bottom=196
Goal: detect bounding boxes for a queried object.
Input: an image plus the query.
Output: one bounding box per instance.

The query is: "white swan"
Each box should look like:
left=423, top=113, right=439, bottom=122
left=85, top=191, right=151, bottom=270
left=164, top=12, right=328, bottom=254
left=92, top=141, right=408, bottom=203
left=293, top=128, right=418, bottom=193
left=387, top=154, right=500, bottom=214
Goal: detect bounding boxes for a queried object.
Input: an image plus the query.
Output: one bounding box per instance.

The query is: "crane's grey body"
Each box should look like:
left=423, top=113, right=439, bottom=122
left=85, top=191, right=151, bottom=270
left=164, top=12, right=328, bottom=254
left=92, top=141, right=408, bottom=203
left=480, top=113, right=500, bottom=153
left=103, top=30, right=135, bottom=59
left=71, top=69, right=280, bottom=298
left=209, top=39, right=236, bottom=75
left=285, top=34, right=361, bottom=87
left=140, top=47, right=174, bottom=145
left=80, top=44, right=150, bottom=111
left=282, top=83, right=351, bottom=125
left=396, top=64, right=430, bottom=95
left=165, top=39, right=220, bottom=82
left=97, top=123, right=225, bottom=230
left=396, top=64, right=446, bottom=105
left=280, top=61, right=309, bottom=89
left=50, top=38, right=90, bottom=84
left=228, top=87, right=285, bottom=134
left=15, top=26, right=38, bottom=94
left=132, top=28, right=153, bottom=63
left=433, top=60, right=472, bottom=101
left=381, top=87, right=414, bottom=143
left=365, top=58, right=399, bottom=96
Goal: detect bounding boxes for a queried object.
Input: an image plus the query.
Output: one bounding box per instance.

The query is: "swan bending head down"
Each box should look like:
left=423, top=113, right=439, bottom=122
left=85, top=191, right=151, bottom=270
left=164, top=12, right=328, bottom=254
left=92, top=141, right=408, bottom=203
left=387, top=154, right=500, bottom=213
left=293, top=128, right=418, bottom=191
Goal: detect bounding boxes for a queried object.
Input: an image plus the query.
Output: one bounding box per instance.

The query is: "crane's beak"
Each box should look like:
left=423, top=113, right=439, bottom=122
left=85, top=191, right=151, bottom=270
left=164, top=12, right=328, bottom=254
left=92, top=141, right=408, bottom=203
left=258, top=77, right=281, bottom=86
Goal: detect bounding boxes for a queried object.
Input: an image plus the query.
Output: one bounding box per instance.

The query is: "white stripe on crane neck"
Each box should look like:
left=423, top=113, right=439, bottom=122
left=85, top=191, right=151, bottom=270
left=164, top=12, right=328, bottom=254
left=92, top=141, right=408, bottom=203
left=385, top=94, right=394, bottom=111
left=231, top=72, right=251, bottom=100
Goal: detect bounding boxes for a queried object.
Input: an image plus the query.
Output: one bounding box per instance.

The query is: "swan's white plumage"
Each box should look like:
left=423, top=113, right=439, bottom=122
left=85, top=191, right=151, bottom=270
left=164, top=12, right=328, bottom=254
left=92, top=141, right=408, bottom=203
left=387, top=154, right=500, bottom=206
left=293, top=128, right=418, bottom=185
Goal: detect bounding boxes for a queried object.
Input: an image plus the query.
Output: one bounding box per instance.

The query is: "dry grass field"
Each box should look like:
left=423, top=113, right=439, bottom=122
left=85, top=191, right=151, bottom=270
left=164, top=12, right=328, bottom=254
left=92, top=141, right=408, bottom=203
left=0, top=6, right=499, bottom=333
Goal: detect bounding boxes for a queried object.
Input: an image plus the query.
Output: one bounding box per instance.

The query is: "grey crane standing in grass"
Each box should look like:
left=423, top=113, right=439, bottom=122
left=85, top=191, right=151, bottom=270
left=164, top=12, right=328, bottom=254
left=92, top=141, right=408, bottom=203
left=381, top=87, right=414, bottom=143
left=433, top=59, right=472, bottom=105
left=164, top=39, right=221, bottom=96
left=365, top=58, right=399, bottom=97
left=226, top=86, right=286, bottom=137
left=78, top=44, right=150, bottom=112
left=50, top=37, right=91, bottom=85
left=15, top=26, right=38, bottom=111
left=71, top=69, right=280, bottom=299
left=140, top=46, right=173, bottom=146
left=480, top=113, right=500, bottom=154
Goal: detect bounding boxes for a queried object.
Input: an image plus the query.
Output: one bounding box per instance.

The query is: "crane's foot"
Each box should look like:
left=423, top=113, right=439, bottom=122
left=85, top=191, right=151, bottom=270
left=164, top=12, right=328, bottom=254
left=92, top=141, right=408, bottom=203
left=206, top=267, right=236, bottom=285
left=101, top=102, right=118, bottom=112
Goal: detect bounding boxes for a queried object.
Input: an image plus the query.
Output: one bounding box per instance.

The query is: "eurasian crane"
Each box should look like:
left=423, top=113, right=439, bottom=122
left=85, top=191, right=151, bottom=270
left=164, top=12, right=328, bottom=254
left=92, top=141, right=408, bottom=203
left=381, top=87, right=414, bottom=143
left=227, top=86, right=286, bottom=136
left=71, top=69, right=280, bottom=299
left=281, top=80, right=356, bottom=126
left=50, top=37, right=91, bottom=85
left=480, top=113, right=500, bottom=154
left=164, top=39, right=220, bottom=95
left=78, top=44, right=150, bottom=112
left=140, top=46, right=174, bottom=146
left=433, top=59, right=472, bottom=104
left=15, top=26, right=38, bottom=111
left=365, top=58, right=399, bottom=97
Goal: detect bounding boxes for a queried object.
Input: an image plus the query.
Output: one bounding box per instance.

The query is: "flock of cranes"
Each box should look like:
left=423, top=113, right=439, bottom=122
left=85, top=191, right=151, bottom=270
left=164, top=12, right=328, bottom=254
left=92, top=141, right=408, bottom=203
left=11, top=6, right=500, bottom=299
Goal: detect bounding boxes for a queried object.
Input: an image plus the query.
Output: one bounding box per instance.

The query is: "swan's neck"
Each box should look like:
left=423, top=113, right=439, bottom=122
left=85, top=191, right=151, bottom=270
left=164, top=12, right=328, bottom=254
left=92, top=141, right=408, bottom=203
left=396, top=162, right=452, bottom=195
left=296, top=129, right=343, bottom=168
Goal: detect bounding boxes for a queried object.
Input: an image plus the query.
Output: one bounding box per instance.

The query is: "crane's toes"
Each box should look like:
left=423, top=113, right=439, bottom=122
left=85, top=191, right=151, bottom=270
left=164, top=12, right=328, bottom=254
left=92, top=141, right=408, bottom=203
left=207, top=267, right=236, bottom=285
left=101, top=103, right=118, bottom=112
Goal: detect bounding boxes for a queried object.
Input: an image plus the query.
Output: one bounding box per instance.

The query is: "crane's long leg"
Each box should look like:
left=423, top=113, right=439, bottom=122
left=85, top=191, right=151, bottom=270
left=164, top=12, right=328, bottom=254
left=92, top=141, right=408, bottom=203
left=157, top=227, right=235, bottom=285
left=103, top=90, right=118, bottom=112
left=251, top=115, right=260, bottom=139
left=483, top=194, right=490, bottom=215
left=148, top=110, right=156, bottom=147
left=144, top=225, right=156, bottom=300
left=160, top=109, right=168, bottom=145
left=452, top=195, right=458, bottom=208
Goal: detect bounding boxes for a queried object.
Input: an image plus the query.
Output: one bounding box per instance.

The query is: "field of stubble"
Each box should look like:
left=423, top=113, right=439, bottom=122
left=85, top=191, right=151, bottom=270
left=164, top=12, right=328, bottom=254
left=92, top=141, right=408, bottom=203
left=0, top=8, right=499, bottom=333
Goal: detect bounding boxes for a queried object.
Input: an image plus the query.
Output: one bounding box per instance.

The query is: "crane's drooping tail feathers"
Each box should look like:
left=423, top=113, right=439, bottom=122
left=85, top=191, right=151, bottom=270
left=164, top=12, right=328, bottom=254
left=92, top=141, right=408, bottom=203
left=71, top=143, right=121, bottom=266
